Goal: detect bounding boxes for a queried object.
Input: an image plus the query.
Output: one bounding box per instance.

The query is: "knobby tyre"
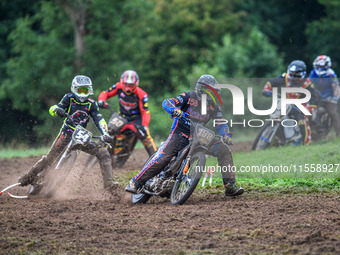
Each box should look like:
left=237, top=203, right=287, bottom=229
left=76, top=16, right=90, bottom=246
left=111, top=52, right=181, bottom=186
left=252, top=122, right=276, bottom=150
left=131, top=192, right=152, bottom=204
left=170, top=151, right=205, bottom=205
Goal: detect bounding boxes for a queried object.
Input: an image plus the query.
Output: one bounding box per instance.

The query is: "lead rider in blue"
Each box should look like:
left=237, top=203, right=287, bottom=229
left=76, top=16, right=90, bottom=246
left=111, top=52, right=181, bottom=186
left=125, top=74, right=244, bottom=197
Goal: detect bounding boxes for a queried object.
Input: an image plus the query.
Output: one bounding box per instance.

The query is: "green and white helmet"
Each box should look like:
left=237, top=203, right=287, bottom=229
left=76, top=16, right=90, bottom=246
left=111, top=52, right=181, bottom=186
left=71, top=75, right=94, bottom=102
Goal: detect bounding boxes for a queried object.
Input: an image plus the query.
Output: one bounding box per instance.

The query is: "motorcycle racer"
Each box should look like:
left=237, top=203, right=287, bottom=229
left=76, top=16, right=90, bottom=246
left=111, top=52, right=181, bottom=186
left=98, top=70, right=157, bottom=157
left=18, top=75, right=118, bottom=195
left=125, top=74, right=244, bottom=197
left=263, top=60, right=317, bottom=145
left=309, top=55, right=340, bottom=136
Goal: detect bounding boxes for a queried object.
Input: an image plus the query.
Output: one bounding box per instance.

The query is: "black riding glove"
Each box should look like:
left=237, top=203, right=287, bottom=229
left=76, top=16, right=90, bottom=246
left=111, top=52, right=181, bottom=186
left=172, top=108, right=184, bottom=118
left=137, top=125, right=148, bottom=140
left=55, top=108, right=67, bottom=118
left=102, top=134, right=114, bottom=143
left=98, top=100, right=106, bottom=109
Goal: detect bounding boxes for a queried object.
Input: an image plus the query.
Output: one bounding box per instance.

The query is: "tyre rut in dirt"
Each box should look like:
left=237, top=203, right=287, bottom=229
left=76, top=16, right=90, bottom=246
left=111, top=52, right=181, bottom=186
left=170, top=152, right=205, bottom=205
left=131, top=193, right=152, bottom=204
left=45, top=151, right=78, bottom=197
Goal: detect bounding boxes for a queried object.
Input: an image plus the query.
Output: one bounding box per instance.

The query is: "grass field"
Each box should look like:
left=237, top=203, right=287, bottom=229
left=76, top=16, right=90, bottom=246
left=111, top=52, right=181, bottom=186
left=1, top=137, right=339, bottom=193
left=202, top=137, right=340, bottom=192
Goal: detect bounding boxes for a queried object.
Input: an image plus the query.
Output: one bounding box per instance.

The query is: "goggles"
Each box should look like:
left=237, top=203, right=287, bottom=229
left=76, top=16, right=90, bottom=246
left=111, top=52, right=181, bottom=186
left=316, top=65, right=326, bottom=71
left=124, top=83, right=136, bottom=88
left=77, top=86, right=89, bottom=94
left=289, top=71, right=306, bottom=78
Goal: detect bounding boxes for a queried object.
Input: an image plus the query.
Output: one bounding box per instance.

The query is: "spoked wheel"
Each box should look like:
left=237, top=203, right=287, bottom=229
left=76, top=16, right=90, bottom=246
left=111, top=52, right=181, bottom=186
left=44, top=150, right=78, bottom=197
left=252, top=122, right=283, bottom=150
left=170, top=152, right=205, bottom=205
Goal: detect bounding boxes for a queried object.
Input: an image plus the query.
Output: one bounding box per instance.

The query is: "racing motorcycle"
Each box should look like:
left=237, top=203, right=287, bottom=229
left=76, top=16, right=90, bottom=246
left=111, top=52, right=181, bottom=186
left=40, top=117, right=111, bottom=197
left=131, top=118, right=227, bottom=205
left=310, top=103, right=332, bottom=141
left=252, top=98, right=303, bottom=150
left=85, top=105, right=139, bottom=169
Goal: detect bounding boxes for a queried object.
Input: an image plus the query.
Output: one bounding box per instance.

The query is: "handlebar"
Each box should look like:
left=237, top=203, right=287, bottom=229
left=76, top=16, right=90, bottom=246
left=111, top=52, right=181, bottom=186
left=100, top=102, right=114, bottom=114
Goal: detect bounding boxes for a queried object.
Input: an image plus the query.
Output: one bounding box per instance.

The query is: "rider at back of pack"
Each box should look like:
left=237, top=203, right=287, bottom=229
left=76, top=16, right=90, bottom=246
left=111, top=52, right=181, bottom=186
left=309, top=55, right=340, bottom=136
left=97, top=70, right=157, bottom=157
left=263, top=60, right=317, bottom=145
left=18, top=75, right=117, bottom=195
left=125, top=74, right=244, bottom=197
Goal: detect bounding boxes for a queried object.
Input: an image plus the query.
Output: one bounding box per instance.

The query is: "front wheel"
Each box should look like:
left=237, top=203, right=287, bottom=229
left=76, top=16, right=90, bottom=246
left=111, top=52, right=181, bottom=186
left=131, top=193, right=152, bottom=204
left=252, top=122, right=282, bottom=150
left=170, top=151, right=205, bottom=205
left=44, top=150, right=78, bottom=197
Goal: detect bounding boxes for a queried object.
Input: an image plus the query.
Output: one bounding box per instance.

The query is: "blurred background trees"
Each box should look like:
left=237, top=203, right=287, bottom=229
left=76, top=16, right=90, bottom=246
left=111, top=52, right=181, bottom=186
left=0, top=0, right=337, bottom=146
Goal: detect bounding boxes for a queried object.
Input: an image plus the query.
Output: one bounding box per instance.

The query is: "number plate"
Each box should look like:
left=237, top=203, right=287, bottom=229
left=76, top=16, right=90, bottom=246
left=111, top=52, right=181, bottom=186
left=72, top=125, right=93, bottom=145
left=195, top=125, right=215, bottom=146
left=108, top=113, right=128, bottom=133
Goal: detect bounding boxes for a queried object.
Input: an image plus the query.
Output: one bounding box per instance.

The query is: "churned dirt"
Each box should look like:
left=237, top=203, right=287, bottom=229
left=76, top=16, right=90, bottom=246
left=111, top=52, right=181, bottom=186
left=0, top=142, right=339, bottom=254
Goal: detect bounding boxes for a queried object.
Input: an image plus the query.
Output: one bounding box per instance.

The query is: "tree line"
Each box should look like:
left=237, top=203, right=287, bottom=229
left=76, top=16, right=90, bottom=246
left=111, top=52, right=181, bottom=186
left=0, top=0, right=338, bottom=146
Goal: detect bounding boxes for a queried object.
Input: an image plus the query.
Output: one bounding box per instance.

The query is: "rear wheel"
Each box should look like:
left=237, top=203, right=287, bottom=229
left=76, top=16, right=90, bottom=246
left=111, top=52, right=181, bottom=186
left=44, top=150, right=78, bottom=197
left=170, top=151, right=205, bottom=205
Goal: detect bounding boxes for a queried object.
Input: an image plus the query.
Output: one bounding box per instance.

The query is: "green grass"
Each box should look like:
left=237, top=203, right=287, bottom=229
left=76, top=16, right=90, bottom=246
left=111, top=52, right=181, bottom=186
left=201, top=136, right=340, bottom=192
left=0, top=147, right=49, bottom=158
left=205, top=136, right=340, bottom=179
left=2, top=137, right=339, bottom=193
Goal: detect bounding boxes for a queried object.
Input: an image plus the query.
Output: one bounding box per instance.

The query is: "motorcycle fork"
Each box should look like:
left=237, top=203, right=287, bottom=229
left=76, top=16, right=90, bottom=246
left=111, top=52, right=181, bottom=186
left=55, top=141, right=73, bottom=170
left=182, top=155, right=191, bottom=174
left=267, top=123, right=280, bottom=144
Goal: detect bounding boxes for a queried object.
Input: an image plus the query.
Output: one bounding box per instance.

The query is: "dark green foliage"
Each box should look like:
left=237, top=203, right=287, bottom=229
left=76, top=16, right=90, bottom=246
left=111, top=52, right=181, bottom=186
left=0, top=0, right=336, bottom=145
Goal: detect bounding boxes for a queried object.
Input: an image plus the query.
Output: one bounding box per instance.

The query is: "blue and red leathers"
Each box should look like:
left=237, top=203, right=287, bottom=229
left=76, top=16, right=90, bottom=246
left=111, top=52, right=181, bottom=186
left=131, top=91, right=236, bottom=188
left=309, top=68, right=340, bottom=136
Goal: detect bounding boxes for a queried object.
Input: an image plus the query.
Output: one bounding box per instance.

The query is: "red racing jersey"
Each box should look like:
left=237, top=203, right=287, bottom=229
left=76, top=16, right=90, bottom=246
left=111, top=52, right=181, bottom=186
left=98, top=82, right=151, bottom=127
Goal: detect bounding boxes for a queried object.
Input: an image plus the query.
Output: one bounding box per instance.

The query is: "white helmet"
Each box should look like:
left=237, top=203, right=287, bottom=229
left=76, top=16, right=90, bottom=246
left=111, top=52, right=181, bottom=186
left=71, top=75, right=94, bottom=102
left=313, top=55, right=331, bottom=77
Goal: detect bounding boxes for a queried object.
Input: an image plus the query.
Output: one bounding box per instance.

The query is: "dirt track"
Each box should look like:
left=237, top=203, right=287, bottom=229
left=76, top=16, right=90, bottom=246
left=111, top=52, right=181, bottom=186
left=1, top=143, right=339, bottom=254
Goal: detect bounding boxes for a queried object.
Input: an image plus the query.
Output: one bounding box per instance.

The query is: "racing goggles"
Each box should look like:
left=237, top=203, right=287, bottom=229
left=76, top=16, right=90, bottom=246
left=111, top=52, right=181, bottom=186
left=77, top=86, right=89, bottom=94
left=124, top=83, right=136, bottom=88
left=289, top=70, right=306, bottom=78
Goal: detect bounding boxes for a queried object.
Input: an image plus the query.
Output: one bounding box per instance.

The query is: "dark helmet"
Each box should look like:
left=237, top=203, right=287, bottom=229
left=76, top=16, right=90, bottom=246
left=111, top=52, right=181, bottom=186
left=287, top=60, right=307, bottom=79
left=120, top=70, right=139, bottom=94
left=195, top=75, right=221, bottom=103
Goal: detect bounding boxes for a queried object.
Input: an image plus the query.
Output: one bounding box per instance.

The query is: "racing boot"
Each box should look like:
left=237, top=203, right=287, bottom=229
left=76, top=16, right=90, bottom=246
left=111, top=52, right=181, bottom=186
left=28, top=181, right=43, bottom=195
left=104, top=179, right=119, bottom=192
left=19, top=173, right=43, bottom=195
left=125, top=180, right=139, bottom=194
left=18, top=174, right=32, bottom=186
left=224, top=183, right=244, bottom=197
